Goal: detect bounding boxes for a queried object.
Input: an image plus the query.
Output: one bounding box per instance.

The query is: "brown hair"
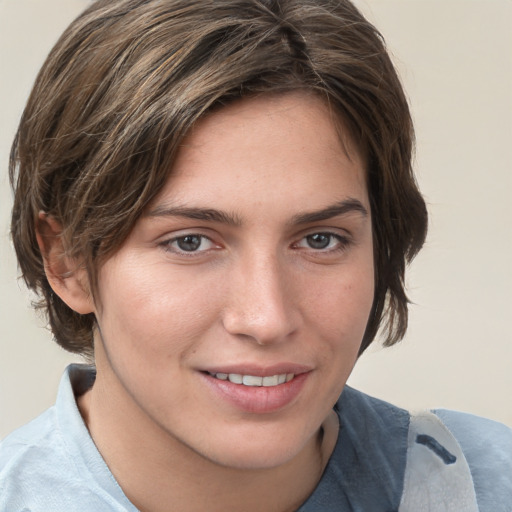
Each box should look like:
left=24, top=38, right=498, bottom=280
left=10, top=0, right=427, bottom=358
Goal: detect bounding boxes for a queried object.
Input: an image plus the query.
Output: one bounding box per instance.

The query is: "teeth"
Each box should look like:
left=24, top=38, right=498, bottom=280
left=211, top=372, right=294, bottom=387
left=262, top=375, right=278, bottom=387
left=242, top=375, right=262, bottom=386
left=228, top=373, right=243, bottom=384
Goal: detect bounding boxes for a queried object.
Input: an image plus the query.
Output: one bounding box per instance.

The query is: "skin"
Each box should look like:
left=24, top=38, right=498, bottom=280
left=42, top=92, right=375, bottom=511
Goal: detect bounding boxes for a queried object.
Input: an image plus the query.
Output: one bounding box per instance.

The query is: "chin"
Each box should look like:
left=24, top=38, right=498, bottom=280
left=194, top=427, right=314, bottom=471
left=208, top=447, right=299, bottom=471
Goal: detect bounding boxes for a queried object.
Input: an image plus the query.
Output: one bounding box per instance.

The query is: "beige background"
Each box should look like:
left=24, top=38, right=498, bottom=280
left=1, top=0, right=511, bottom=439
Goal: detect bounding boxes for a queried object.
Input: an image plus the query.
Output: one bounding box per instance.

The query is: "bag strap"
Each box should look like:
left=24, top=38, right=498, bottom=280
left=399, top=410, right=479, bottom=512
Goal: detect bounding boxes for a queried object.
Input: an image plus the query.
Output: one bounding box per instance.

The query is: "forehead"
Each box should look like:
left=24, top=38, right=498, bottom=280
left=150, top=92, right=369, bottom=218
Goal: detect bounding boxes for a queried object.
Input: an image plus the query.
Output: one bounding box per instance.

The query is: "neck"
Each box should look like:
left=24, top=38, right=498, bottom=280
left=78, top=368, right=339, bottom=512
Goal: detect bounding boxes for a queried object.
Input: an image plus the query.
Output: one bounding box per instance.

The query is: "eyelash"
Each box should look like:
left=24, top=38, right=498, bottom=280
left=160, top=231, right=351, bottom=257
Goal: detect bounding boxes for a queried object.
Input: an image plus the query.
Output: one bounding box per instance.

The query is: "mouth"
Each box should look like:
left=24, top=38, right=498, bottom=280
left=202, top=367, right=310, bottom=413
left=207, top=372, right=295, bottom=387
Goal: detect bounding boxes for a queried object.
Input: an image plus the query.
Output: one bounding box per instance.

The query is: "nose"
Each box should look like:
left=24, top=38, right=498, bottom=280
left=221, top=252, right=300, bottom=345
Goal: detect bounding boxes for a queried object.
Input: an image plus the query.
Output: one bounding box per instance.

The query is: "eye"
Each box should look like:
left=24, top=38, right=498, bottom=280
left=296, top=232, right=349, bottom=252
left=162, top=234, right=216, bottom=254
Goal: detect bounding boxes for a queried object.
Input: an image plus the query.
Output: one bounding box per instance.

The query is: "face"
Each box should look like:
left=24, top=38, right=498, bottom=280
left=90, top=93, right=374, bottom=469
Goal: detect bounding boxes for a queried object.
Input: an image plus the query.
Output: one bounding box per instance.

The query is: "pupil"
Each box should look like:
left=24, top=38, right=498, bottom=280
left=177, top=235, right=201, bottom=251
left=308, top=233, right=330, bottom=249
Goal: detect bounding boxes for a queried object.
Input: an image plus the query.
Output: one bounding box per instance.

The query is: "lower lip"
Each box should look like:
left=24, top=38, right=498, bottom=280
left=201, top=372, right=310, bottom=414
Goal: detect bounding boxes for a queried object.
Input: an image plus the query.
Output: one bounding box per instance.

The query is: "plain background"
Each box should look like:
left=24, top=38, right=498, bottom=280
left=1, top=0, right=511, bottom=439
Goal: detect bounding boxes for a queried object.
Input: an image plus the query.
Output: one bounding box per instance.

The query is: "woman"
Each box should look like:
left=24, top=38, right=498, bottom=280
left=1, top=0, right=510, bottom=510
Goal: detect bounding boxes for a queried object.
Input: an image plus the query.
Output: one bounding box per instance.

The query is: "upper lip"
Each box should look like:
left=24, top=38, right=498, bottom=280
left=201, top=363, right=312, bottom=377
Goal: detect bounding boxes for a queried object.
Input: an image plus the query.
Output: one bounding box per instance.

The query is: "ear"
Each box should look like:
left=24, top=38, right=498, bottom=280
left=36, top=212, right=95, bottom=315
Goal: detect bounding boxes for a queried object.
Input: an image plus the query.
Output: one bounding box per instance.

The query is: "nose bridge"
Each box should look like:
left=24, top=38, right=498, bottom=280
left=222, top=248, right=297, bottom=344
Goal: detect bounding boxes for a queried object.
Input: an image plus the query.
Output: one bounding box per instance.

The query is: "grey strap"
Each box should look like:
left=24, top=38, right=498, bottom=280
left=399, top=411, right=478, bottom=512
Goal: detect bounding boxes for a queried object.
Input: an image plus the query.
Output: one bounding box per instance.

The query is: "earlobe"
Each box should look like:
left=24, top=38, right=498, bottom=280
left=36, top=212, right=95, bottom=315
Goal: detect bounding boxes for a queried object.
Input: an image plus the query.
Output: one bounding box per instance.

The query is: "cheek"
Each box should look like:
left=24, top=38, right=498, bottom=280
left=95, top=259, right=222, bottom=357
left=302, top=263, right=375, bottom=340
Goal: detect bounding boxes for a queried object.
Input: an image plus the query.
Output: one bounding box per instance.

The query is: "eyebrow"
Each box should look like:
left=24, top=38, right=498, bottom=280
left=146, top=204, right=243, bottom=226
left=290, top=198, right=368, bottom=225
left=146, top=198, right=368, bottom=226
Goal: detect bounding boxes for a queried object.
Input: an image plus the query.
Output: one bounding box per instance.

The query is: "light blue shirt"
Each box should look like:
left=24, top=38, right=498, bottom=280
left=1, top=365, right=511, bottom=511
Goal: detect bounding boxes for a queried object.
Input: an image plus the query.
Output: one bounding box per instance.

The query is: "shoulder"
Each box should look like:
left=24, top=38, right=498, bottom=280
left=433, top=408, right=512, bottom=457
left=0, top=406, right=61, bottom=470
left=0, top=365, right=137, bottom=511
left=433, top=409, right=512, bottom=511
left=400, top=408, right=511, bottom=511
left=0, top=407, right=74, bottom=509
left=0, top=365, right=89, bottom=481
left=334, top=388, right=512, bottom=511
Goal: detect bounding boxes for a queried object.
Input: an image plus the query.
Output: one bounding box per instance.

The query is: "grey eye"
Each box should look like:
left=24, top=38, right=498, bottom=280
left=176, top=235, right=202, bottom=252
left=162, top=233, right=216, bottom=255
left=306, top=233, right=332, bottom=249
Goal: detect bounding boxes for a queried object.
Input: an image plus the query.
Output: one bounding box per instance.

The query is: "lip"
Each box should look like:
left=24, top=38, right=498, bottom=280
left=200, top=363, right=312, bottom=414
left=201, top=363, right=312, bottom=377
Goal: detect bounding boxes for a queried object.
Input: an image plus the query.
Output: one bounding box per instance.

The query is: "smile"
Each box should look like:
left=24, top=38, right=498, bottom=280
left=208, top=372, right=295, bottom=387
left=203, top=369, right=309, bottom=413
